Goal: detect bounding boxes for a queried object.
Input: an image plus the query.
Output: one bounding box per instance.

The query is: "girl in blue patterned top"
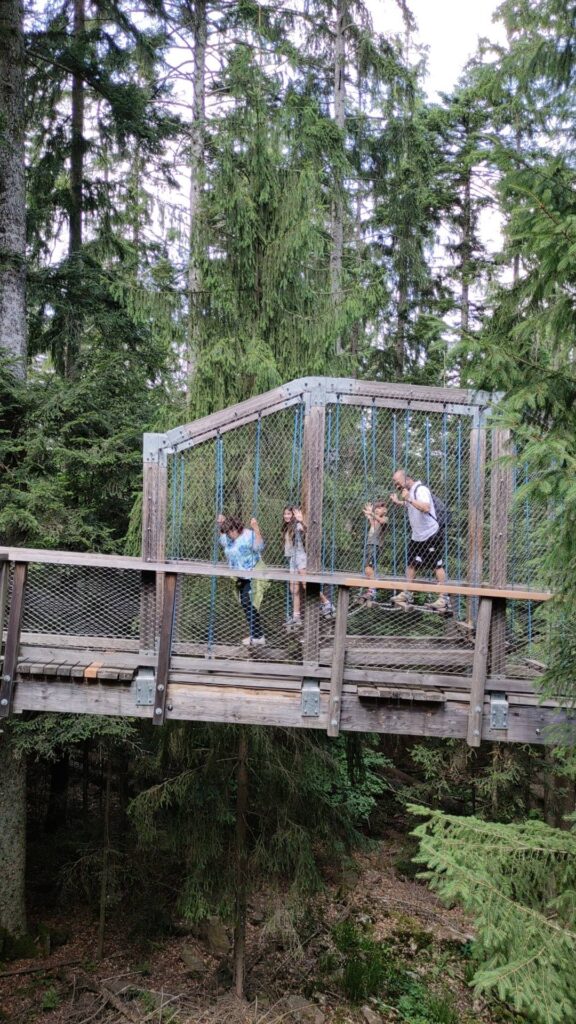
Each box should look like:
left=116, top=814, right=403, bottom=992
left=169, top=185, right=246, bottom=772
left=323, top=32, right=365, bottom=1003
left=217, top=514, right=266, bottom=646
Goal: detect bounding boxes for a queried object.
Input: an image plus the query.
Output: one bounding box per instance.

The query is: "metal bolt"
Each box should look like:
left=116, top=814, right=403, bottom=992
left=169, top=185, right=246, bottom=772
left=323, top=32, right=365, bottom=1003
left=475, top=705, right=482, bottom=713
left=0, top=698, right=8, bottom=706
left=154, top=708, right=162, bottom=716
left=473, top=728, right=480, bottom=736
left=167, top=703, right=173, bottom=711
left=3, top=674, right=10, bottom=683
left=157, top=684, right=165, bottom=692
left=535, top=728, right=541, bottom=736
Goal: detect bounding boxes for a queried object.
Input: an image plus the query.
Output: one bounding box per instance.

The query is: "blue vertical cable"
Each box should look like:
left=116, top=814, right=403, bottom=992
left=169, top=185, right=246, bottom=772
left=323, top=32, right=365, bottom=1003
left=329, top=399, right=341, bottom=579
left=456, top=420, right=463, bottom=617
left=361, top=409, right=370, bottom=571
left=370, top=402, right=378, bottom=573
left=178, top=453, right=185, bottom=559
left=208, top=433, right=223, bottom=653
left=169, top=454, right=177, bottom=558
left=403, top=409, right=411, bottom=572
left=442, top=412, right=449, bottom=578
left=253, top=415, right=262, bottom=520
left=524, top=460, right=532, bottom=650
left=391, top=413, right=398, bottom=576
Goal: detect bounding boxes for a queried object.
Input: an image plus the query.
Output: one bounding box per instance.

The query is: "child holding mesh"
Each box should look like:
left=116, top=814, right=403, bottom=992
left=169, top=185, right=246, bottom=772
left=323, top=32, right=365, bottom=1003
left=361, top=500, right=388, bottom=601
left=281, top=506, right=335, bottom=624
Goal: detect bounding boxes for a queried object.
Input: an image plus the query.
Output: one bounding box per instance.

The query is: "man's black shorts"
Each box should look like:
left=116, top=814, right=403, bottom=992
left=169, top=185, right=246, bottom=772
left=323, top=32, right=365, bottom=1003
left=407, top=531, right=444, bottom=572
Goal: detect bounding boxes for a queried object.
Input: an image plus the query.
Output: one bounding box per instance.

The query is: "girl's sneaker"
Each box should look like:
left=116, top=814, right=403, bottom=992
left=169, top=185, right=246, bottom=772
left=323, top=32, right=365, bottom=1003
left=391, top=590, right=414, bottom=607
left=242, top=636, right=266, bottom=646
left=320, top=602, right=335, bottom=617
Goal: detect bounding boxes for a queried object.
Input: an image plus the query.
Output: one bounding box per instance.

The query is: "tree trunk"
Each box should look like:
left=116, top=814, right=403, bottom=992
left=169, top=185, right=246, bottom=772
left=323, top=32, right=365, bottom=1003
left=460, top=167, right=472, bottom=339
left=331, top=0, right=346, bottom=355
left=44, top=752, right=70, bottom=834
left=187, top=0, right=207, bottom=390
left=0, top=0, right=26, bottom=376
left=233, top=729, right=249, bottom=999
left=96, top=757, right=112, bottom=960
left=66, top=0, right=85, bottom=377
left=0, top=733, right=27, bottom=938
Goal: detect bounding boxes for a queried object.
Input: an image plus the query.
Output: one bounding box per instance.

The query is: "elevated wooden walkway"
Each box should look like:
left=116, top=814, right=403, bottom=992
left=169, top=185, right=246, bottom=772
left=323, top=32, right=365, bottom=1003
left=0, top=378, right=569, bottom=746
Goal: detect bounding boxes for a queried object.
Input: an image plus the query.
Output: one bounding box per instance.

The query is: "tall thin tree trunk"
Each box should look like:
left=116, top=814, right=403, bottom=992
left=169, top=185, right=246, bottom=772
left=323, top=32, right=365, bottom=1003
left=331, top=0, right=346, bottom=355
left=66, top=0, right=85, bottom=377
left=0, top=0, right=26, bottom=375
left=187, top=0, right=207, bottom=393
left=233, top=729, right=249, bottom=999
left=460, top=166, right=472, bottom=339
left=0, top=0, right=27, bottom=943
left=96, top=757, right=112, bottom=960
left=0, top=733, right=27, bottom=938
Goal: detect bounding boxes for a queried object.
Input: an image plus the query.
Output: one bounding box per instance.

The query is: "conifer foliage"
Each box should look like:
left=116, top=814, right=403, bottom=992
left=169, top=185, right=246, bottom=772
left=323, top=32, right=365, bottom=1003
left=412, top=806, right=576, bottom=1023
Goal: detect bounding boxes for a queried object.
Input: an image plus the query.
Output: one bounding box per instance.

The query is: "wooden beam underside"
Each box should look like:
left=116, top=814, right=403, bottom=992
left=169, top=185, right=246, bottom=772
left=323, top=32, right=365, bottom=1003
left=11, top=678, right=574, bottom=746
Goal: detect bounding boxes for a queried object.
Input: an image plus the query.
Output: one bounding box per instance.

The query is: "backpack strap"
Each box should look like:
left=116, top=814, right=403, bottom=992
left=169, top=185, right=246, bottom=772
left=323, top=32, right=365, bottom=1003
left=414, top=483, right=438, bottom=524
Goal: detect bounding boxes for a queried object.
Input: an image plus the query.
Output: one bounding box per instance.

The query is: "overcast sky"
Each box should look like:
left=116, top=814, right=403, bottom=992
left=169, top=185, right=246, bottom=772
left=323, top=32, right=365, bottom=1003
left=371, top=0, right=506, bottom=97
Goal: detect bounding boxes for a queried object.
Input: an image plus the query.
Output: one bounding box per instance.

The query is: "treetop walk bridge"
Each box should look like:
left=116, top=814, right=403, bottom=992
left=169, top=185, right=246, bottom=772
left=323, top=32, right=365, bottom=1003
left=0, top=377, right=570, bottom=746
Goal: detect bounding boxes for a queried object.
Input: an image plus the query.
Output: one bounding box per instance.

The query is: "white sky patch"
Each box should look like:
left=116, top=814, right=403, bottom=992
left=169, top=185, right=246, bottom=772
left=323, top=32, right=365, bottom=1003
left=369, top=0, right=506, bottom=97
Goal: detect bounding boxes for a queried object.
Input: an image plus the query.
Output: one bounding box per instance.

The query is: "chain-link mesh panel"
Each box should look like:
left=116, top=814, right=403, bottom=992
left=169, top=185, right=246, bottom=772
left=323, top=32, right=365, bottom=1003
left=508, top=460, right=551, bottom=592
left=20, top=564, right=144, bottom=642
left=167, top=405, right=306, bottom=567
left=344, top=596, right=475, bottom=676
left=323, top=402, right=472, bottom=582
left=172, top=575, right=336, bottom=664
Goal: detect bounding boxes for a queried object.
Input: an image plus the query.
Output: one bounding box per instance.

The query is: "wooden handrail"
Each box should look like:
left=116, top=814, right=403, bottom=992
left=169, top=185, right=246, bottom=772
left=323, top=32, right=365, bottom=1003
left=0, top=546, right=553, bottom=602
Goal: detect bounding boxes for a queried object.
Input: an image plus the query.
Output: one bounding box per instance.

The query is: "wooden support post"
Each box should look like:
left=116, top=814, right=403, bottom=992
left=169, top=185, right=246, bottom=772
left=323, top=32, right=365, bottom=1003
left=488, top=429, right=513, bottom=677
left=140, top=433, right=168, bottom=653
left=152, top=572, right=177, bottom=725
left=327, top=586, right=349, bottom=737
left=467, top=411, right=486, bottom=624
left=0, top=563, right=27, bottom=718
left=301, top=390, right=326, bottom=665
left=467, top=597, right=492, bottom=747
left=0, top=553, right=9, bottom=642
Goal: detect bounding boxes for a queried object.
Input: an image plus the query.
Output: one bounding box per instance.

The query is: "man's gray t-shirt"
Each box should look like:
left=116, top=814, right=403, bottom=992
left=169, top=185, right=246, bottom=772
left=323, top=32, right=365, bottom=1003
left=408, top=482, right=437, bottom=542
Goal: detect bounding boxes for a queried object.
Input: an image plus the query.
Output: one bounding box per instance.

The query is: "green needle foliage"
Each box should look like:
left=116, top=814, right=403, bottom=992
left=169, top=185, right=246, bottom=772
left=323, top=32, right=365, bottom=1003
left=411, top=806, right=576, bottom=1023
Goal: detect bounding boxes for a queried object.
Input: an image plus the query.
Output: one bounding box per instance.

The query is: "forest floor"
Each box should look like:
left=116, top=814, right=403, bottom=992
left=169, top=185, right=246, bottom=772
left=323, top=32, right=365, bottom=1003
left=0, top=833, right=522, bottom=1024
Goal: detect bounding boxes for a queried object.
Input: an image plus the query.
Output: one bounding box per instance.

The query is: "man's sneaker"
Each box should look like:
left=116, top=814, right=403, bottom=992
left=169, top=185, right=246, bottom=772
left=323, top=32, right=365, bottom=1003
left=242, top=635, right=266, bottom=646
left=391, top=590, right=414, bottom=607
left=320, top=602, right=335, bottom=617
left=426, top=595, right=451, bottom=613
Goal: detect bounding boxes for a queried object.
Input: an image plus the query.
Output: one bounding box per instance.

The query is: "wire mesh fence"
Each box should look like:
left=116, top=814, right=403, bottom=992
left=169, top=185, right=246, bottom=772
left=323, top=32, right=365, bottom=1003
left=0, top=558, right=554, bottom=685
left=16, top=564, right=150, bottom=645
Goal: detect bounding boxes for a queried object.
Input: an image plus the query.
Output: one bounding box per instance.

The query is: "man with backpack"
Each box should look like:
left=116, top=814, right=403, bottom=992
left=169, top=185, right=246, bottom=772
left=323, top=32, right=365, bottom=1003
left=389, top=468, right=451, bottom=613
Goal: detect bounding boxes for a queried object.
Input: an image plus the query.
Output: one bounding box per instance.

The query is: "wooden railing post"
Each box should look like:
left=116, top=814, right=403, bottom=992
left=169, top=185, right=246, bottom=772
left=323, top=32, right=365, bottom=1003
left=152, top=572, right=178, bottom=725
left=327, top=585, right=349, bottom=737
left=0, top=562, right=27, bottom=719
left=488, top=429, right=513, bottom=678
left=0, top=553, right=9, bottom=643
left=467, top=408, right=487, bottom=624
left=301, top=387, right=326, bottom=666
left=466, top=597, right=492, bottom=746
left=140, top=433, right=168, bottom=654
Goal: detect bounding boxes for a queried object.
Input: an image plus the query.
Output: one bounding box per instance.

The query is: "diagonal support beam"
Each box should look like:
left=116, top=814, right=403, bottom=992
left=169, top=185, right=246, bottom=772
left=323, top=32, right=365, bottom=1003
left=0, top=562, right=27, bottom=719
left=152, top=572, right=178, bottom=726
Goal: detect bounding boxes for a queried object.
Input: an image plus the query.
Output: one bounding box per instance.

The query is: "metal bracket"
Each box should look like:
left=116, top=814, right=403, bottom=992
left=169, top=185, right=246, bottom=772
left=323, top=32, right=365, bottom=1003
left=134, top=666, right=155, bottom=706
left=143, top=433, right=168, bottom=465
left=301, top=678, right=320, bottom=717
left=490, top=691, right=509, bottom=730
